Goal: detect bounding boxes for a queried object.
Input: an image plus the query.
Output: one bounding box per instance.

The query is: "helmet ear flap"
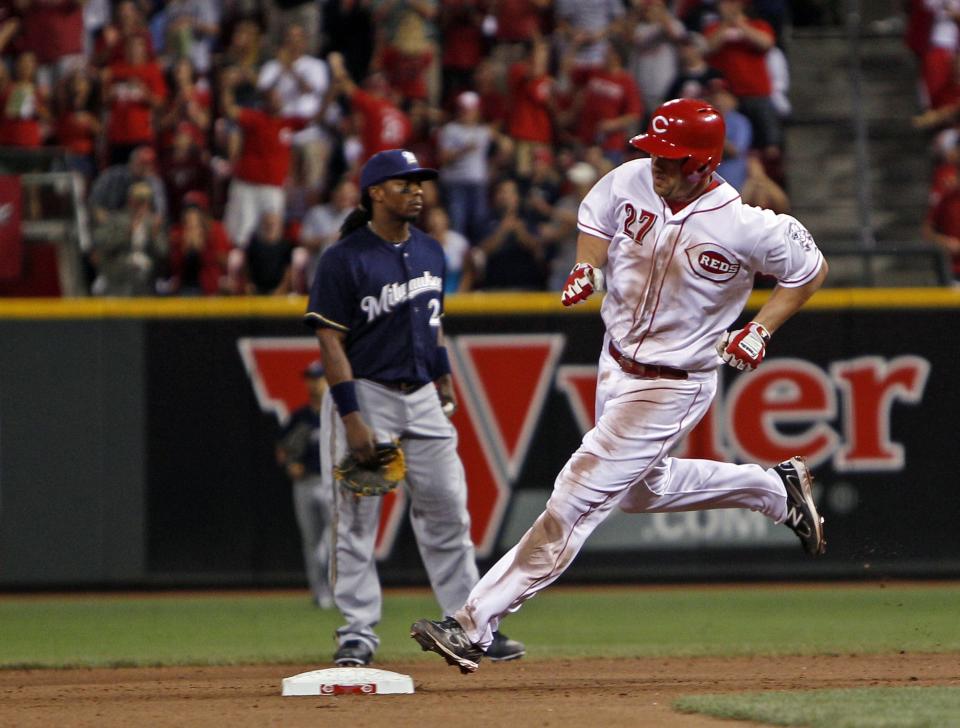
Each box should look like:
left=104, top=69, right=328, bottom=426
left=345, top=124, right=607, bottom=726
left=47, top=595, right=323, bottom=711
left=681, top=155, right=712, bottom=180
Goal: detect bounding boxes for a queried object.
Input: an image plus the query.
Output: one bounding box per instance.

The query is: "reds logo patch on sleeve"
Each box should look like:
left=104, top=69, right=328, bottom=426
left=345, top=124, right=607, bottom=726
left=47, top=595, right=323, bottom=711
left=685, top=242, right=741, bottom=282
left=787, top=222, right=815, bottom=251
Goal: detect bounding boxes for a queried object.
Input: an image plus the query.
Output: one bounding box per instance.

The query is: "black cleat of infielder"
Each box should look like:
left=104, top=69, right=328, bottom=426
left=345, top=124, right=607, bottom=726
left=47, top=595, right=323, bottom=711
left=333, top=639, right=373, bottom=667
left=410, top=617, right=484, bottom=674
left=486, top=631, right=526, bottom=662
left=777, top=456, right=826, bottom=556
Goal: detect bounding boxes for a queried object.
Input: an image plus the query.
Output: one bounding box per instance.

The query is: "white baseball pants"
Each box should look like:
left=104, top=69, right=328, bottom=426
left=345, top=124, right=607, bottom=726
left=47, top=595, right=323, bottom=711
left=455, top=336, right=789, bottom=649
left=223, top=179, right=285, bottom=247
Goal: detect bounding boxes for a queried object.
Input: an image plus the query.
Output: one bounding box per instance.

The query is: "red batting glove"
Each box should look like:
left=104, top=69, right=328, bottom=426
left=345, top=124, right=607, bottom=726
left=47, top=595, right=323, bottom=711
left=561, top=262, right=604, bottom=306
left=716, top=321, right=771, bottom=371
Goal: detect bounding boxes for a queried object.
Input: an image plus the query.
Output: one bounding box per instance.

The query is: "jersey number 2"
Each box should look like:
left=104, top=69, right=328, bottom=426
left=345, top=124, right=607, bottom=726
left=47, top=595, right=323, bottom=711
left=623, top=204, right=656, bottom=244
left=428, top=298, right=441, bottom=327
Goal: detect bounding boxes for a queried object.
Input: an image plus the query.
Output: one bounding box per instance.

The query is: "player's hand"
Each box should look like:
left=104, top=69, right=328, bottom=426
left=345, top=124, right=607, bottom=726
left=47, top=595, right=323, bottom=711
left=561, top=262, right=604, bottom=306
left=343, top=413, right=377, bottom=464
left=435, top=375, right=457, bottom=418
left=716, top=321, right=771, bottom=371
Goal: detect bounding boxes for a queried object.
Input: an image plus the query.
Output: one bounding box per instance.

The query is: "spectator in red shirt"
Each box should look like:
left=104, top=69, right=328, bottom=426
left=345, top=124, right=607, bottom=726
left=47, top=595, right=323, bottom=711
left=157, top=57, right=211, bottom=151
left=103, top=34, right=168, bottom=165
left=372, top=0, right=441, bottom=104
left=379, top=42, right=434, bottom=104
left=493, top=0, right=550, bottom=64
left=704, top=0, right=782, bottom=178
left=93, top=0, right=155, bottom=67
left=53, top=66, right=101, bottom=183
left=160, top=122, right=212, bottom=222
left=327, top=51, right=412, bottom=164
left=220, top=71, right=307, bottom=247
left=917, top=0, right=960, bottom=110
left=12, top=0, right=85, bottom=90
left=928, top=151, right=960, bottom=210
left=0, top=51, right=49, bottom=148
left=474, top=58, right=508, bottom=131
left=905, top=0, right=935, bottom=60
left=166, top=191, right=232, bottom=296
left=439, top=0, right=486, bottom=106
left=923, top=163, right=960, bottom=283
left=507, top=39, right=554, bottom=176
left=566, top=41, right=643, bottom=164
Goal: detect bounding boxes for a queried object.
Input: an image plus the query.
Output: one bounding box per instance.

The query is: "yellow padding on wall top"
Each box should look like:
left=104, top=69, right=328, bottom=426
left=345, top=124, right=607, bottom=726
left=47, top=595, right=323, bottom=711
left=1, top=288, right=960, bottom=319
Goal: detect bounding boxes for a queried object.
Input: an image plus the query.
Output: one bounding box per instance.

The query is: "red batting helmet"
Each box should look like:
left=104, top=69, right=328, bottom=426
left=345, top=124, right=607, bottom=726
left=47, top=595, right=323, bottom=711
left=630, top=98, right=726, bottom=181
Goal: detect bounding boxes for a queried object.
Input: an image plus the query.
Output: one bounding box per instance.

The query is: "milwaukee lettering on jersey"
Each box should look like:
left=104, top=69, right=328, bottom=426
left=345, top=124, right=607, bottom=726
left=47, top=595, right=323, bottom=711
left=361, top=272, right=443, bottom=322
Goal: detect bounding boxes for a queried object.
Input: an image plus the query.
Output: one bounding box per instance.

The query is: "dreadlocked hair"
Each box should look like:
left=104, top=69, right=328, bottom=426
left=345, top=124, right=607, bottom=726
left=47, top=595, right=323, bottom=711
left=339, top=190, right=374, bottom=239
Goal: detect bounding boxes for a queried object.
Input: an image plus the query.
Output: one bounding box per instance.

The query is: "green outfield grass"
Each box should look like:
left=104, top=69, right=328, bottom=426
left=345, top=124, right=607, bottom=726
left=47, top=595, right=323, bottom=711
left=675, top=687, right=960, bottom=727
left=0, top=583, right=958, bottom=669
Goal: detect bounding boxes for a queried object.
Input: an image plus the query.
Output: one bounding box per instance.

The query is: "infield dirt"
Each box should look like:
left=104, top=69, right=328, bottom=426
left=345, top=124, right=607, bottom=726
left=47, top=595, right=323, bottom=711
left=2, top=652, right=958, bottom=727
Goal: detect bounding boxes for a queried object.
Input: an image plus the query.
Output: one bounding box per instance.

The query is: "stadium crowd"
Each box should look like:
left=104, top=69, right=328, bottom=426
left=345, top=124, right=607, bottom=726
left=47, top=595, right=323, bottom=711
left=910, top=0, right=960, bottom=281
left=0, top=0, right=797, bottom=296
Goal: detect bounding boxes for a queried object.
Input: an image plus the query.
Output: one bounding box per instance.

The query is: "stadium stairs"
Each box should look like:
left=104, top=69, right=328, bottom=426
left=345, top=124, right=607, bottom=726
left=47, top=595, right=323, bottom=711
left=786, top=23, right=945, bottom=286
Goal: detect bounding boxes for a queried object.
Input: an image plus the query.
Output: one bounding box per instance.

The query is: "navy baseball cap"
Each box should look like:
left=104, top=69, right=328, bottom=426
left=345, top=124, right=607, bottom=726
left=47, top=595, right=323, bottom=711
left=303, top=360, right=326, bottom=378
left=359, top=149, right=438, bottom=191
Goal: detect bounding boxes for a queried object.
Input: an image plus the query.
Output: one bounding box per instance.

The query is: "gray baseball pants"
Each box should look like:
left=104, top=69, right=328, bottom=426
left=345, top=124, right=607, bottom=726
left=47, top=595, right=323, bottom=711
left=291, top=474, right=333, bottom=607
left=326, top=379, right=479, bottom=653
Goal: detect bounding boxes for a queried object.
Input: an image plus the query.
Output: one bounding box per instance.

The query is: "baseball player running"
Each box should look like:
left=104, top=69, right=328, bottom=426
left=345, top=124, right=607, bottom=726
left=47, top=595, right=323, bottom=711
left=304, top=149, right=525, bottom=667
left=411, top=98, right=828, bottom=673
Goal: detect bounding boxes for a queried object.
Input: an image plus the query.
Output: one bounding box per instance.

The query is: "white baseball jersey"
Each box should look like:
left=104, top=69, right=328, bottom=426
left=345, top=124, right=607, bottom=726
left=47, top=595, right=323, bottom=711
left=578, top=158, right=823, bottom=372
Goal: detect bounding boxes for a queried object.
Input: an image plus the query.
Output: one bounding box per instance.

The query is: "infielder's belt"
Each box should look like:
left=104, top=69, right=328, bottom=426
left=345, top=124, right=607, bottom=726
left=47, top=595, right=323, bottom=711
left=608, top=342, right=688, bottom=380
left=371, top=379, right=429, bottom=394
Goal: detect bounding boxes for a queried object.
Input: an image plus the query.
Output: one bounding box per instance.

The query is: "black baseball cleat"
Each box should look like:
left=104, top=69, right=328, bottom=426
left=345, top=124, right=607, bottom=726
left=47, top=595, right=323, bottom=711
left=333, top=639, right=373, bottom=667
left=777, top=456, right=827, bottom=556
left=410, top=617, right=484, bottom=674
left=486, top=631, right=526, bottom=662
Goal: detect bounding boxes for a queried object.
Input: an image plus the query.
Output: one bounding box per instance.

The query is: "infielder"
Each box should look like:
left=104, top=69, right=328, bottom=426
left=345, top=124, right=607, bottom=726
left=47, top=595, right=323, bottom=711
left=412, top=98, right=829, bottom=673
left=276, top=360, right=334, bottom=608
left=304, top=149, right=525, bottom=667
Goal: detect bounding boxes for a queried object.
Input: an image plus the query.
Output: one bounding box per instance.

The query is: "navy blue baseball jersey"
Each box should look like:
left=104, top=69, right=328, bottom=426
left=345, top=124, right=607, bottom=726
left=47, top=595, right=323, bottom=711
left=304, top=225, right=446, bottom=384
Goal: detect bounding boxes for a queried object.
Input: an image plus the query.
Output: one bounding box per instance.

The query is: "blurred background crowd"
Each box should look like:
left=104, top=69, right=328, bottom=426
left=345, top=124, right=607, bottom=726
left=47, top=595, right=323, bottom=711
left=910, top=0, right=960, bottom=283
left=0, top=0, right=936, bottom=297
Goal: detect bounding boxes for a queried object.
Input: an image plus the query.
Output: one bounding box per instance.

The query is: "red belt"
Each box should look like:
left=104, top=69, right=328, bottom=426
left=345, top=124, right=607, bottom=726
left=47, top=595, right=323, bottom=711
left=607, top=341, right=688, bottom=380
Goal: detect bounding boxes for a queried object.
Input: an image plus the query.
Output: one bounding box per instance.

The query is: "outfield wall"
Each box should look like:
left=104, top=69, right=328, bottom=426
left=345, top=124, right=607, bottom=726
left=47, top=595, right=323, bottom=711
left=0, top=290, right=958, bottom=587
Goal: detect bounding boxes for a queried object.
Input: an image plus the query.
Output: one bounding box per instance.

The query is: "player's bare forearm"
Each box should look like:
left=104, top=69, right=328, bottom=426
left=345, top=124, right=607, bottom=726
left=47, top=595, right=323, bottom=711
left=575, top=231, right=611, bottom=267
left=316, top=327, right=356, bottom=387
left=433, top=325, right=457, bottom=415
left=435, top=373, right=457, bottom=417
left=753, top=259, right=829, bottom=335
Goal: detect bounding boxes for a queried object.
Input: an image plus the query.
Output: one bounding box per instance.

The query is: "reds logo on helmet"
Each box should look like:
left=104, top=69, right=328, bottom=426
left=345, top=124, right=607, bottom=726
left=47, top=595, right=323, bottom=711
left=651, top=114, right=670, bottom=134
left=629, top=98, right=726, bottom=179
left=685, top=242, right=741, bottom=282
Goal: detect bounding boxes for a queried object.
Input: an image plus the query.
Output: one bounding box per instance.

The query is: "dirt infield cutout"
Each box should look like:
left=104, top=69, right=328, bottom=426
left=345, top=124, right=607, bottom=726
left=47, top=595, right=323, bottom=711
left=2, top=652, right=958, bottom=728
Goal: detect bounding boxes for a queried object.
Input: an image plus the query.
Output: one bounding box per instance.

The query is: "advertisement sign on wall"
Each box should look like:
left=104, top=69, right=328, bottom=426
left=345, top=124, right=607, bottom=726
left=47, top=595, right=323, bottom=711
left=175, top=309, right=949, bottom=582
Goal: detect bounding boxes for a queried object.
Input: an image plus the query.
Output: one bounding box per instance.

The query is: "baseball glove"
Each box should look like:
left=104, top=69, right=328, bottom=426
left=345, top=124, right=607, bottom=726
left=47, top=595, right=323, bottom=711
left=334, top=442, right=406, bottom=496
